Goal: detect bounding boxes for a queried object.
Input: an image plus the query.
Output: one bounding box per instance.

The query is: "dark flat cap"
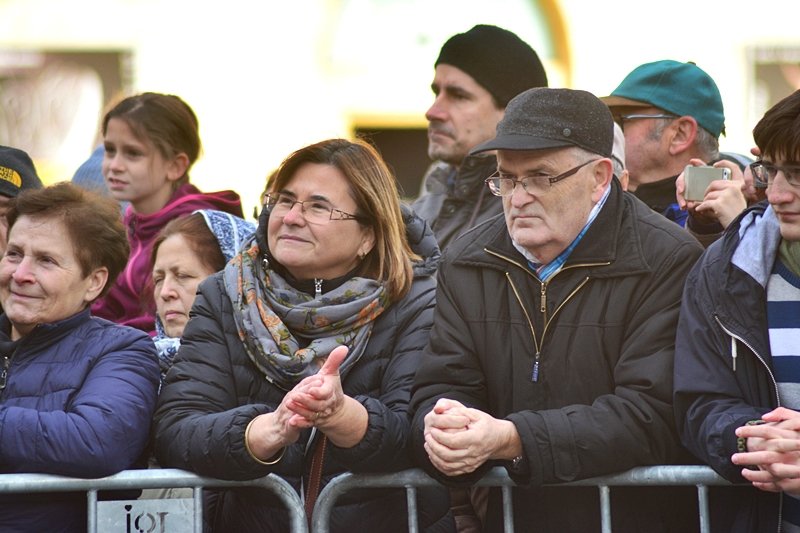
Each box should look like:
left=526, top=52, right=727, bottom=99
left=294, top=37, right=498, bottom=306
left=471, top=88, right=613, bottom=157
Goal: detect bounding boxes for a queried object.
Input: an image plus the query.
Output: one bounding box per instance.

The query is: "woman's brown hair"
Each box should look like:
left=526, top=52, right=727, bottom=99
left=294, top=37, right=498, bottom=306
left=103, top=92, right=201, bottom=187
left=151, top=213, right=226, bottom=274
left=6, top=182, right=129, bottom=299
left=270, top=138, right=418, bottom=301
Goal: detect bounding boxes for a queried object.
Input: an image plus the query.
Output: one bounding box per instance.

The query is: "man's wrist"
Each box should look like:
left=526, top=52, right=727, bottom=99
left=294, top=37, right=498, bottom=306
left=492, top=419, right=523, bottom=461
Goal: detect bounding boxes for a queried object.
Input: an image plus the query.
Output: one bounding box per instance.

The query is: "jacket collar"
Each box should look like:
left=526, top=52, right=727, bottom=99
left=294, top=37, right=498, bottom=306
left=0, top=308, right=93, bottom=355
left=705, top=201, right=774, bottom=359
left=454, top=179, right=652, bottom=277
left=454, top=179, right=652, bottom=278
left=631, top=175, right=678, bottom=213
left=423, top=154, right=497, bottom=196
left=730, top=202, right=779, bottom=288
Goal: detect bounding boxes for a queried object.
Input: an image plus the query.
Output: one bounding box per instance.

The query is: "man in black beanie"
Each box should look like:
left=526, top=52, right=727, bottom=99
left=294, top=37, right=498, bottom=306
left=413, top=24, right=548, bottom=251
left=0, top=145, right=43, bottom=254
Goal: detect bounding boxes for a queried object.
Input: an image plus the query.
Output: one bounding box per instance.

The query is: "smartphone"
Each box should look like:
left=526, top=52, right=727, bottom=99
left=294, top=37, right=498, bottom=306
left=684, top=166, right=731, bottom=201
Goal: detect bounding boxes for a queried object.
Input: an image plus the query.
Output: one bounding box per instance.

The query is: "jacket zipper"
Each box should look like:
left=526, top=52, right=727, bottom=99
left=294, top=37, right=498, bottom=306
left=0, top=343, right=22, bottom=391
left=0, top=354, right=10, bottom=390
left=314, top=279, right=323, bottom=299
left=714, top=314, right=782, bottom=531
left=506, top=273, right=541, bottom=380
left=504, top=267, right=597, bottom=382
left=487, top=248, right=609, bottom=382
left=714, top=315, right=780, bottom=406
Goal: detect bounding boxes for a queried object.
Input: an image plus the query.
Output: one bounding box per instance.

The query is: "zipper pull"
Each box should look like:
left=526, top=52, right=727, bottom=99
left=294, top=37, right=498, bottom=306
left=540, top=283, right=546, bottom=314
left=314, top=278, right=322, bottom=299
left=531, top=352, right=541, bottom=382
left=731, top=337, right=737, bottom=372
left=0, top=356, right=9, bottom=390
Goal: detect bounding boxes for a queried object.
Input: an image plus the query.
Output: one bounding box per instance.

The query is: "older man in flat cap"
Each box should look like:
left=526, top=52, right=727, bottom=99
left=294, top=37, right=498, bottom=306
left=410, top=88, right=703, bottom=531
left=413, top=24, right=548, bottom=250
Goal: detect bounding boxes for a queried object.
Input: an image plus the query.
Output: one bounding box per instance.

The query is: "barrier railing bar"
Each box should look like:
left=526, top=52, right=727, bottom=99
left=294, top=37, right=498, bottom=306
left=557, top=465, right=730, bottom=487
left=599, top=485, right=611, bottom=533
left=193, top=486, right=204, bottom=533
left=312, top=470, right=445, bottom=533
left=0, top=469, right=307, bottom=533
left=406, top=486, right=419, bottom=533
left=87, top=488, right=98, bottom=533
left=0, top=465, right=734, bottom=533
left=501, top=485, right=514, bottom=533
left=697, top=484, right=710, bottom=533
left=313, top=465, right=731, bottom=533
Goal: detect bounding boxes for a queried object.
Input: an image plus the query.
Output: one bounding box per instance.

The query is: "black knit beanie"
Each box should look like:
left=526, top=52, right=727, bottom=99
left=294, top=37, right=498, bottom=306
left=0, top=145, right=43, bottom=198
left=436, top=24, right=548, bottom=108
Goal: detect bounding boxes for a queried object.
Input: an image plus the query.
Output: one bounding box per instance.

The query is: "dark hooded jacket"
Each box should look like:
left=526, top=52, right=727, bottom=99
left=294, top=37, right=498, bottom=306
left=153, top=205, right=453, bottom=532
left=413, top=155, right=501, bottom=250
left=675, top=201, right=782, bottom=533
left=411, top=180, right=704, bottom=532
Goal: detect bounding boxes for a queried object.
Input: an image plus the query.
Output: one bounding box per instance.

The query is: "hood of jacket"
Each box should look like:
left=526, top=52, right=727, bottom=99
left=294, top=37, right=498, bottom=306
left=92, top=184, right=245, bottom=333
left=691, top=200, right=777, bottom=363
left=400, top=202, right=440, bottom=278
left=123, top=184, right=244, bottom=246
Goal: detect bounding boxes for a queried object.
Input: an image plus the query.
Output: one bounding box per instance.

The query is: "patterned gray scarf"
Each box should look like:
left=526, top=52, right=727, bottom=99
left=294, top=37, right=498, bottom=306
left=223, top=236, right=388, bottom=390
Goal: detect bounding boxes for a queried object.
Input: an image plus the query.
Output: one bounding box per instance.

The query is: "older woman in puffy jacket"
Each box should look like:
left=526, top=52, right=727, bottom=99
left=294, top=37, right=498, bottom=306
left=153, top=138, right=453, bottom=532
left=0, top=183, right=159, bottom=532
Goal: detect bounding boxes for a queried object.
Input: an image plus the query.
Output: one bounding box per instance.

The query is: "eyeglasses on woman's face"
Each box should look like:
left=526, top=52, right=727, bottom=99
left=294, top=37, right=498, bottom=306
left=265, top=192, right=365, bottom=225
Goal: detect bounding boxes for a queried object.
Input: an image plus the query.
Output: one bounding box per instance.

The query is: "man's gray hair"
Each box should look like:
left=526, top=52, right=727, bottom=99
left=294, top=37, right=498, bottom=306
left=649, top=118, right=720, bottom=162
left=694, top=127, right=720, bottom=162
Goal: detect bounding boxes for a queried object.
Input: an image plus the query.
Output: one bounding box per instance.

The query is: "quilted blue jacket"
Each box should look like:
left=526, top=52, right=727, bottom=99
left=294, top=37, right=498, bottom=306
left=0, top=308, right=160, bottom=532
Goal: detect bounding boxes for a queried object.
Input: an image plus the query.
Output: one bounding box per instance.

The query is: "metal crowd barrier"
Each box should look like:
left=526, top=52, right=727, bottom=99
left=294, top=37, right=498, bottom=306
left=0, top=468, right=308, bottom=533
left=0, top=465, right=732, bottom=533
left=312, top=465, right=734, bottom=533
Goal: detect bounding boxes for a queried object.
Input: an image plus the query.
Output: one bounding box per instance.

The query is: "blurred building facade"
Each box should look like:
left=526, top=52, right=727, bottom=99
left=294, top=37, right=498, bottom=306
left=0, top=0, right=797, bottom=216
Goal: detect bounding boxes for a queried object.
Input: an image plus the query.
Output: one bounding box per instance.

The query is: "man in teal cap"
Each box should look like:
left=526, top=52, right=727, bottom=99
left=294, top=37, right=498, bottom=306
left=601, top=60, right=734, bottom=229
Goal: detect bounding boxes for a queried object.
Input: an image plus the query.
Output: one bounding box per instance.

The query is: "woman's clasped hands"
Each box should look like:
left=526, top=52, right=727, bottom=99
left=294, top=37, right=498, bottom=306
left=285, top=345, right=348, bottom=430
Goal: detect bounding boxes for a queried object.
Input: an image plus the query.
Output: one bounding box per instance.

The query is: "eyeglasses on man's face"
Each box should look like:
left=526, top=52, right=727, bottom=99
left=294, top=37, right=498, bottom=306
left=265, top=192, right=365, bottom=225
left=613, top=113, right=678, bottom=131
left=485, top=158, right=599, bottom=197
left=750, top=161, right=800, bottom=188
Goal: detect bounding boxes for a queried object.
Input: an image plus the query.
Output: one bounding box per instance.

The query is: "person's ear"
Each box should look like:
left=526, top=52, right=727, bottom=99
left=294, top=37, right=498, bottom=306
left=667, top=116, right=698, bottom=156
left=590, top=158, right=614, bottom=203
left=357, top=227, right=376, bottom=260
left=618, top=169, right=630, bottom=191
left=83, top=267, right=109, bottom=303
left=166, top=153, right=190, bottom=183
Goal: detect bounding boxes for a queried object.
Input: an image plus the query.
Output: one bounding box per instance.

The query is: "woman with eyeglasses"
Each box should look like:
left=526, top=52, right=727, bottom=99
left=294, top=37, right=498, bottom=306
left=153, top=138, right=453, bottom=532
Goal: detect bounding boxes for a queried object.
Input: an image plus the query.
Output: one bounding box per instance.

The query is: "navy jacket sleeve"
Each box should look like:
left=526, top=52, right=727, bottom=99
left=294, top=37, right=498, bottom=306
left=0, top=324, right=159, bottom=478
left=674, top=245, right=772, bottom=483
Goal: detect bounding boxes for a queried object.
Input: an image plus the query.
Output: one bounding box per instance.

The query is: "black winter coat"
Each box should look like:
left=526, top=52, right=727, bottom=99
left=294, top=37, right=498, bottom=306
left=675, top=201, right=781, bottom=533
left=411, top=181, right=704, bottom=532
left=153, top=207, right=453, bottom=533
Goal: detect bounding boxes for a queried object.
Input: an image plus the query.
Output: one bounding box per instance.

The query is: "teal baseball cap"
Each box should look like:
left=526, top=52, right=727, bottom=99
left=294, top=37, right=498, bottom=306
left=601, top=60, right=725, bottom=137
